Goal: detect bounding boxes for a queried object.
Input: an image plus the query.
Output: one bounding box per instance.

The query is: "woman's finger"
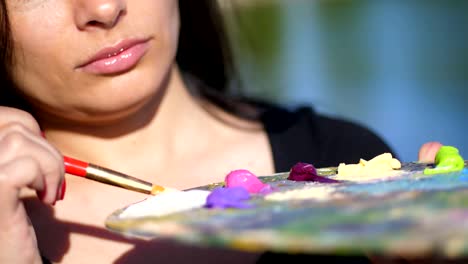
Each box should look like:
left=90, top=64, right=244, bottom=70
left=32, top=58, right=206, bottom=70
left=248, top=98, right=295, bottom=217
left=0, top=158, right=45, bottom=264
left=417, top=141, right=443, bottom=163
left=0, top=125, right=64, bottom=203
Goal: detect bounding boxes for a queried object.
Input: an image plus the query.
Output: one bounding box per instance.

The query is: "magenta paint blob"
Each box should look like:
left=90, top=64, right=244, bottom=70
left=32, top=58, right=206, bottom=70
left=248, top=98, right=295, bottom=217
left=288, top=162, right=340, bottom=183
left=225, top=169, right=272, bottom=194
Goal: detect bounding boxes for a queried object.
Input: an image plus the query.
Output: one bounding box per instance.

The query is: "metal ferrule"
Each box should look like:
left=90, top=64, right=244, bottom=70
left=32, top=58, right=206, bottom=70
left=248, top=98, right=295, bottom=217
left=86, top=164, right=153, bottom=194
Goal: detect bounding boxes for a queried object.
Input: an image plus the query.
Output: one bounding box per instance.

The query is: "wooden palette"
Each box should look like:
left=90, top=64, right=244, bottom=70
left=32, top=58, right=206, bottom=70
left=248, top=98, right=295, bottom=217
left=105, top=162, right=468, bottom=259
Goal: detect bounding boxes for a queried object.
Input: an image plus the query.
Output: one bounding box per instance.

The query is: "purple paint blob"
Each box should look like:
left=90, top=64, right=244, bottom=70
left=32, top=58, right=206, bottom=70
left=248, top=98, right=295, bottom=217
left=288, top=162, right=340, bottom=183
left=225, top=169, right=272, bottom=193
left=205, top=186, right=253, bottom=209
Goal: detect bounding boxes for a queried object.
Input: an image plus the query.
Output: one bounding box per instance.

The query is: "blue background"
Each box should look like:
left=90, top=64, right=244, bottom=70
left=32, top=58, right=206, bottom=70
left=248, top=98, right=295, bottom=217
left=222, top=0, right=467, bottom=162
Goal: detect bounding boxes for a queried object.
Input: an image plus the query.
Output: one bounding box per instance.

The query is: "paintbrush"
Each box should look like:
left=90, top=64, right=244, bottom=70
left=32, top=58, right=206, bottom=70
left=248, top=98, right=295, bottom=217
left=63, top=155, right=169, bottom=195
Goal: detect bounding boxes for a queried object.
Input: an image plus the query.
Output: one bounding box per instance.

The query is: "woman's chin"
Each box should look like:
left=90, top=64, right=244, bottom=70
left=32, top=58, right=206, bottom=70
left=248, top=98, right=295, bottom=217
left=39, top=97, right=155, bottom=130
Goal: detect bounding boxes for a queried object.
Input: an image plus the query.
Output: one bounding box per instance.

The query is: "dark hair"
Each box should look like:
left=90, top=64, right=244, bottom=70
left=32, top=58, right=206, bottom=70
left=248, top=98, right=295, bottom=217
left=177, top=1, right=258, bottom=120
left=0, top=0, right=24, bottom=109
left=0, top=1, right=257, bottom=119
left=177, top=0, right=235, bottom=94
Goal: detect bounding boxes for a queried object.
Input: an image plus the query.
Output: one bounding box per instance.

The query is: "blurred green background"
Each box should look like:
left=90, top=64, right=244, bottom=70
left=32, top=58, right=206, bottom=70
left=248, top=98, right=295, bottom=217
left=221, top=0, right=467, bottom=162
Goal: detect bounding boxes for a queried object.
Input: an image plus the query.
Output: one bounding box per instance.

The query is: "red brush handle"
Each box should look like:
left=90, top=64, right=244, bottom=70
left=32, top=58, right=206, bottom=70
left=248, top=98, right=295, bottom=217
left=62, top=155, right=155, bottom=194
left=41, top=132, right=88, bottom=177
left=43, top=133, right=156, bottom=194
left=63, top=155, right=88, bottom=177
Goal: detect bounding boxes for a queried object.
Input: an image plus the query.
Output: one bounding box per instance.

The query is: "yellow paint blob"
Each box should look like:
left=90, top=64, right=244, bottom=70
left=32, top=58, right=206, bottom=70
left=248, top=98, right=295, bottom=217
left=151, top=185, right=166, bottom=195
left=335, top=153, right=402, bottom=182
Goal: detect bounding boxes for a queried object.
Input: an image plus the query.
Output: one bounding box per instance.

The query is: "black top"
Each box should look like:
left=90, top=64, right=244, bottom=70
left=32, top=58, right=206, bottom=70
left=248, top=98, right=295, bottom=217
left=261, top=103, right=397, bottom=172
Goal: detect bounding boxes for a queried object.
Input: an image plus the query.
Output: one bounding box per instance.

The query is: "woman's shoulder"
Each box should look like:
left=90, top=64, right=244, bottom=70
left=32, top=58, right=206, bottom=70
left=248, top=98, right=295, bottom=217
left=254, top=101, right=397, bottom=171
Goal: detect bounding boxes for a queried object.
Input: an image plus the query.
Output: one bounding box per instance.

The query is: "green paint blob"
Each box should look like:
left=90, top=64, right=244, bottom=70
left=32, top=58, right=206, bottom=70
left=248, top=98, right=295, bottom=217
left=423, top=146, right=465, bottom=175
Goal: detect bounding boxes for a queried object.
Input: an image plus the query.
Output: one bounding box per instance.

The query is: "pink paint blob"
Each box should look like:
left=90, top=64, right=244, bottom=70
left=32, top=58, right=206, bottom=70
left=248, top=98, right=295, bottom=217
left=225, top=169, right=271, bottom=194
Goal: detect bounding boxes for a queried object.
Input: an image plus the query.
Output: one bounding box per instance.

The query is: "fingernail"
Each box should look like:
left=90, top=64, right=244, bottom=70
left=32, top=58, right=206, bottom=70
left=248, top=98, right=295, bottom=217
left=59, top=178, right=67, bottom=200
left=37, top=190, right=46, bottom=201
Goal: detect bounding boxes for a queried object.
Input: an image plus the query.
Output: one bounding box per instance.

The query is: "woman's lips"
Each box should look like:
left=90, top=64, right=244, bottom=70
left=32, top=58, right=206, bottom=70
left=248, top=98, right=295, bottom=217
left=78, top=39, right=150, bottom=75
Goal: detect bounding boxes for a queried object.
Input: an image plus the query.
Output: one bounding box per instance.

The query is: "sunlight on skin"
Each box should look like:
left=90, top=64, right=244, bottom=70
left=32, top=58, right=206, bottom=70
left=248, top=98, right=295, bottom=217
left=418, top=141, right=443, bottom=163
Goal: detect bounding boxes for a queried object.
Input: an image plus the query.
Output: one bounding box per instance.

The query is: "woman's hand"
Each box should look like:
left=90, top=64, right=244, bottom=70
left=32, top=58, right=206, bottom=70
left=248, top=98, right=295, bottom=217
left=418, top=141, right=443, bottom=163
left=0, top=107, right=65, bottom=264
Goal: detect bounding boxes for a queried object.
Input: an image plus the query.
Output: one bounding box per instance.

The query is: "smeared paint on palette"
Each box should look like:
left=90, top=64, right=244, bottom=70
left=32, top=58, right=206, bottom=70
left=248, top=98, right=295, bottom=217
left=105, top=161, right=468, bottom=258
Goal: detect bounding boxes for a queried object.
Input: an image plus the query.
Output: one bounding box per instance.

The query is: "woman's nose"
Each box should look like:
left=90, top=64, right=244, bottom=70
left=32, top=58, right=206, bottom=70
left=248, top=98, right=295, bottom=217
left=74, top=0, right=126, bottom=30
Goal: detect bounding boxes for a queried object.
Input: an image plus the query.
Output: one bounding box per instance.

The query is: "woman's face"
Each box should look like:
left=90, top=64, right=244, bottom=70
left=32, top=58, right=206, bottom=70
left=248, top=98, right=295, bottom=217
left=6, top=0, right=179, bottom=123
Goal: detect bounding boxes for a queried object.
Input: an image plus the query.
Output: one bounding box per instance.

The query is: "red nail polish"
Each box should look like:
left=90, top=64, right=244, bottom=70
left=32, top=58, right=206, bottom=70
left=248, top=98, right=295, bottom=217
left=37, top=190, right=46, bottom=201
left=59, top=178, right=67, bottom=200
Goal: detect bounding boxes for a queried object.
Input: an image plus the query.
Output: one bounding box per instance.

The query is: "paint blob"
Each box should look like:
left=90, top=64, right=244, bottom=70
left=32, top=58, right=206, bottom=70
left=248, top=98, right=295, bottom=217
left=225, top=169, right=272, bottom=194
left=119, top=190, right=211, bottom=218
left=335, top=153, right=402, bottom=181
left=205, top=186, right=253, bottom=209
left=424, top=146, right=465, bottom=175
left=288, top=162, right=340, bottom=183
